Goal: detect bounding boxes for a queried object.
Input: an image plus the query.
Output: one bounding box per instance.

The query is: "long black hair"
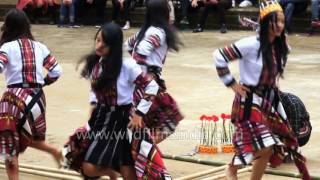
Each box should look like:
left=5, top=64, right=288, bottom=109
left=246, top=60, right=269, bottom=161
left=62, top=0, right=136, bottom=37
left=0, top=8, right=34, bottom=46
left=135, top=0, right=180, bottom=51
left=79, top=23, right=123, bottom=92
left=259, top=11, right=288, bottom=77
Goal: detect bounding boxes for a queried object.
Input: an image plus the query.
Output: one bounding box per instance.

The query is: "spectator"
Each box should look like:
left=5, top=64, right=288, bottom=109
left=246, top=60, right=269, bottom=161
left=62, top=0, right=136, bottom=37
left=58, top=0, right=78, bottom=27
left=192, top=0, right=231, bottom=33
left=47, top=0, right=60, bottom=24
left=279, top=0, right=308, bottom=33
left=17, top=0, right=59, bottom=24
left=179, top=0, right=191, bottom=25
left=112, top=0, right=133, bottom=30
left=76, top=0, right=106, bottom=27
left=17, top=0, right=42, bottom=10
left=17, top=0, right=42, bottom=23
left=311, top=0, right=320, bottom=27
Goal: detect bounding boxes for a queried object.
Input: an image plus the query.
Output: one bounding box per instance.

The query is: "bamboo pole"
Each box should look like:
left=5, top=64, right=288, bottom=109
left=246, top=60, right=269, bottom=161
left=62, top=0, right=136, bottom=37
left=0, top=162, right=81, bottom=176
left=1, top=156, right=320, bottom=180
left=162, top=154, right=226, bottom=166
left=175, top=165, right=227, bottom=180
left=200, top=166, right=252, bottom=180
left=0, top=163, right=112, bottom=180
left=264, top=169, right=320, bottom=180
left=0, top=164, right=81, bottom=180
left=201, top=172, right=226, bottom=180
left=162, top=154, right=320, bottom=179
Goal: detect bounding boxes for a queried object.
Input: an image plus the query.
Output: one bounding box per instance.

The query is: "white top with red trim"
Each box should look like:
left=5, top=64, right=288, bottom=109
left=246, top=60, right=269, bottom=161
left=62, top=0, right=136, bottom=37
left=213, top=36, right=263, bottom=87
left=126, top=26, right=167, bottom=69
left=0, top=38, right=62, bottom=85
left=89, top=58, right=159, bottom=114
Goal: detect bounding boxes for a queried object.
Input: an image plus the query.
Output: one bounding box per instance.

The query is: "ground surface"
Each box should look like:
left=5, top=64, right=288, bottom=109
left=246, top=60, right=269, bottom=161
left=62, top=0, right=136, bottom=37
left=0, top=24, right=319, bottom=179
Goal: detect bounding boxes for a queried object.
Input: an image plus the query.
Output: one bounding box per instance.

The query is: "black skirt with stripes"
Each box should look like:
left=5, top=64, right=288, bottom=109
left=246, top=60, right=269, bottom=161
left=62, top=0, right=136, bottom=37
left=84, top=103, right=134, bottom=171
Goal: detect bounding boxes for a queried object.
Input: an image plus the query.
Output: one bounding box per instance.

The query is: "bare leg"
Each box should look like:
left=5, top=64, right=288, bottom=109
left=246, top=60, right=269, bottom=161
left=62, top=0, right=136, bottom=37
left=5, top=156, right=19, bottom=180
left=82, top=162, right=119, bottom=180
left=120, top=165, right=136, bottom=180
left=29, top=140, right=62, bottom=167
left=250, top=146, right=273, bottom=180
left=226, top=164, right=240, bottom=180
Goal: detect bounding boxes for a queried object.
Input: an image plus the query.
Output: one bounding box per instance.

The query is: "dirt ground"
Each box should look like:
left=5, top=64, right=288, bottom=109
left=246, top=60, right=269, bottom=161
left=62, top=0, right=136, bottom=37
left=0, top=24, right=319, bottom=179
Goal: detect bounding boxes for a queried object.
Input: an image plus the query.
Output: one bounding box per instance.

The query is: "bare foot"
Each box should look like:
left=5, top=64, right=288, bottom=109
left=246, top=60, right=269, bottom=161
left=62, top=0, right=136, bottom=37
left=52, top=149, right=63, bottom=168
left=226, top=165, right=238, bottom=180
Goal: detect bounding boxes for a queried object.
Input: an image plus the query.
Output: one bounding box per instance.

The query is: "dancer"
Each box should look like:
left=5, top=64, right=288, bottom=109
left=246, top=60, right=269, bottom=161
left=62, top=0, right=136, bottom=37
left=213, top=0, right=310, bottom=179
left=126, top=0, right=183, bottom=144
left=0, top=9, right=62, bottom=180
left=62, top=23, right=160, bottom=180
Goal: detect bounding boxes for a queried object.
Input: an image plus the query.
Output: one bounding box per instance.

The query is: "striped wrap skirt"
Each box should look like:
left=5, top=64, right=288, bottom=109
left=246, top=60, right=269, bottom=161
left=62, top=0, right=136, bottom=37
left=231, top=86, right=310, bottom=179
left=0, top=88, right=46, bottom=160
left=134, top=72, right=183, bottom=140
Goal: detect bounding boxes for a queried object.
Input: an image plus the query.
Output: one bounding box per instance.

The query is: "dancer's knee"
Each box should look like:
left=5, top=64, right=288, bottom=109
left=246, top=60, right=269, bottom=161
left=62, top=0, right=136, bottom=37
left=82, top=162, right=98, bottom=177
left=120, top=165, right=136, bottom=180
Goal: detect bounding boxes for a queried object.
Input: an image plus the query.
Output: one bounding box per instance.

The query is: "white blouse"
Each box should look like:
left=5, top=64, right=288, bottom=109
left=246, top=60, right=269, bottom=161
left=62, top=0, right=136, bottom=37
left=213, top=36, right=263, bottom=87
left=89, top=58, right=159, bottom=115
left=0, top=38, right=62, bottom=85
left=126, top=26, right=168, bottom=69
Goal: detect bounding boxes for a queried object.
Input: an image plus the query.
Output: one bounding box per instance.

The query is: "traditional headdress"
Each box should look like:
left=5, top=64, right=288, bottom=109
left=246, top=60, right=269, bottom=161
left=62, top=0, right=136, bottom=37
left=259, top=0, right=283, bottom=19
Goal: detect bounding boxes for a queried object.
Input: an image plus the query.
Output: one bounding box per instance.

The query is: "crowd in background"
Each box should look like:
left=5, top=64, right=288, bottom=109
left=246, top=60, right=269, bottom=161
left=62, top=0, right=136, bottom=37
left=16, top=0, right=320, bottom=33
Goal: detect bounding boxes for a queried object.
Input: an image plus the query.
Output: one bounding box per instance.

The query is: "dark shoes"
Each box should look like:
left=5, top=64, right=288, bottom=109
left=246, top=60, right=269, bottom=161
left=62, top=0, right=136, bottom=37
left=180, top=17, right=190, bottom=25
left=58, top=22, right=81, bottom=28
left=193, top=24, right=228, bottom=33
left=220, top=24, right=227, bottom=33
left=193, top=24, right=203, bottom=33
